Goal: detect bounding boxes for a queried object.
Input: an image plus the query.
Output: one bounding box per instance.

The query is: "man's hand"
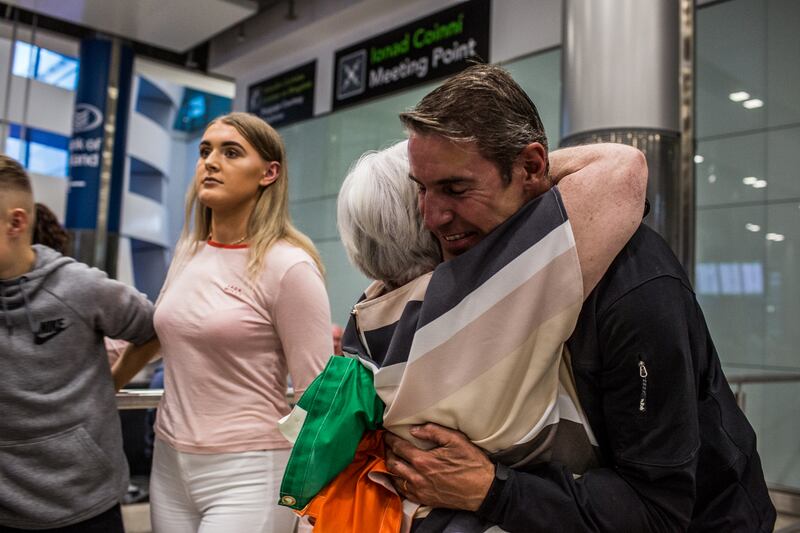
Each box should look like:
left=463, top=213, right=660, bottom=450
left=384, top=423, right=495, bottom=511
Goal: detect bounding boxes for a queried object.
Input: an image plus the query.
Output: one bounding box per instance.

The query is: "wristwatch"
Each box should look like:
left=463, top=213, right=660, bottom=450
left=477, top=462, right=511, bottom=517
left=494, top=462, right=511, bottom=481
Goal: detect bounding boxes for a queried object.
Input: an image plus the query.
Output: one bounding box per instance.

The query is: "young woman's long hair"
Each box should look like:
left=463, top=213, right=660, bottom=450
left=167, top=112, right=323, bottom=289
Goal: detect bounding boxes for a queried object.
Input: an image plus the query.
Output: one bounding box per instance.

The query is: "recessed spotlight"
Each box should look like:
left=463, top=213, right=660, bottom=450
left=729, top=91, right=750, bottom=102
left=708, top=174, right=717, bottom=183
left=743, top=99, right=764, bottom=109
left=745, top=223, right=761, bottom=232
left=694, top=155, right=704, bottom=164
left=752, top=180, right=767, bottom=188
left=742, top=176, right=758, bottom=185
left=766, top=233, right=785, bottom=242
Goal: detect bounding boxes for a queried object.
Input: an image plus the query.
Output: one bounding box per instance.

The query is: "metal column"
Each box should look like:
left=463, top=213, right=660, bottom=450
left=561, top=0, right=694, bottom=273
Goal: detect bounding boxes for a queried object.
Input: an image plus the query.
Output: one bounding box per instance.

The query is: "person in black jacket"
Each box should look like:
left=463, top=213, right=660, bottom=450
left=383, top=64, right=776, bottom=532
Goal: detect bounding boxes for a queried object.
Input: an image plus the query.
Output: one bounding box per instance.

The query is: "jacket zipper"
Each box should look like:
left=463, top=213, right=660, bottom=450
left=638, top=360, right=648, bottom=413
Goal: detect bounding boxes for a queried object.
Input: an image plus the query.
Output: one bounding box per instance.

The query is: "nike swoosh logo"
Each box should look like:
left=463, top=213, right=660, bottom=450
left=34, top=330, right=64, bottom=345
left=34, top=320, right=68, bottom=345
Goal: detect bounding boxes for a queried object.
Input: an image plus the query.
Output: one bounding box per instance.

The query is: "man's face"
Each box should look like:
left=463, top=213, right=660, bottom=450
left=408, top=133, right=529, bottom=260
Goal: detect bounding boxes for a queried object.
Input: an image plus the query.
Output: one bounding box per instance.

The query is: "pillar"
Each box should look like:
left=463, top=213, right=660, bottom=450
left=561, top=0, right=694, bottom=272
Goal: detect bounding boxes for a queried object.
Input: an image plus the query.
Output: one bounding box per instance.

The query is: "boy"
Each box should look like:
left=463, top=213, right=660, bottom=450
left=0, top=155, right=158, bottom=532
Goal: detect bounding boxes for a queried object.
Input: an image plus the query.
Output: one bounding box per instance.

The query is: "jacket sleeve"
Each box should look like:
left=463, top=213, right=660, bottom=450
left=70, top=264, right=155, bottom=345
left=272, top=261, right=333, bottom=397
left=475, top=277, right=701, bottom=532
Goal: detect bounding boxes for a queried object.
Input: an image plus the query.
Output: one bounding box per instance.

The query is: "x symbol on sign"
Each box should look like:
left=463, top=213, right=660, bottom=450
left=343, top=59, right=362, bottom=89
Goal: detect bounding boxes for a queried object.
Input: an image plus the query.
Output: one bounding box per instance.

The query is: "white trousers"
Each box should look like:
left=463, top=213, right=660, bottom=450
left=150, top=439, right=299, bottom=533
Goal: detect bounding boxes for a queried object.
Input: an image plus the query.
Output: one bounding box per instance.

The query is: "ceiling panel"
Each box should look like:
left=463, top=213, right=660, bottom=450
left=4, top=0, right=258, bottom=52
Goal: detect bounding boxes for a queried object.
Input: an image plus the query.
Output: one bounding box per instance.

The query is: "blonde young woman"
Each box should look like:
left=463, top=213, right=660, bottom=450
left=115, top=112, right=332, bottom=533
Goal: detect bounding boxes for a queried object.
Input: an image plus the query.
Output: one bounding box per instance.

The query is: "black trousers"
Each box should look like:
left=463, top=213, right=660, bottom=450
left=0, top=504, right=124, bottom=533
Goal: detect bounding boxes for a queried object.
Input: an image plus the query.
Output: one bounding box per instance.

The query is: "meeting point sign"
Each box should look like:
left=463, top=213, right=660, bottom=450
left=332, top=0, right=490, bottom=109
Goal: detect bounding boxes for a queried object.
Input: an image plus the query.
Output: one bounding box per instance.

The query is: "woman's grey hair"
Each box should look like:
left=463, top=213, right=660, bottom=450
left=337, top=140, right=440, bottom=289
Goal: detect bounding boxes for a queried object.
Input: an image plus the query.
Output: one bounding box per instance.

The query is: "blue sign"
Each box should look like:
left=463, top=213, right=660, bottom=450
left=65, top=38, right=133, bottom=231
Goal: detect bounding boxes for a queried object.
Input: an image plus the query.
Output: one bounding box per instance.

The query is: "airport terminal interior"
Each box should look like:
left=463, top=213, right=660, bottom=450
left=0, top=0, right=798, bottom=531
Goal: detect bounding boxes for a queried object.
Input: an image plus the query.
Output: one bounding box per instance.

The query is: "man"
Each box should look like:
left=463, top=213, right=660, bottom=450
left=384, top=64, right=775, bottom=532
left=0, top=155, right=159, bottom=532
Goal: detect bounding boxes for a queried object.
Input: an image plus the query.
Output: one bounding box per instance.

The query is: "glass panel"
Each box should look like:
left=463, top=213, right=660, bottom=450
left=764, top=202, right=800, bottom=368
left=4, top=137, right=24, bottom=162
left=35, top=48, right=79, bottom=90
left=696, top=0, right=800, bottom=490
left=696, top=132, right=767, bottom=208
left=27, top=142, right=69, bottom=177
left=4, top=123, right=70, bottom=178
left=11, top=41, right=78, bottom=91
left=12, top=41, right=35, bottom=78
left=696, top=204, right=767, bottom=368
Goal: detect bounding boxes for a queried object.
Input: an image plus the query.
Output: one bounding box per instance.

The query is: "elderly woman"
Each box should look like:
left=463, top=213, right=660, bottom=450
left=337, top=140, right=440, bottom=291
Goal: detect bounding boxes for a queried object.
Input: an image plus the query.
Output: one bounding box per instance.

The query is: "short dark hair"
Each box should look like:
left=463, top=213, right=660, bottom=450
left=400, top=63, right=548, bottom=183
left=0, top=154, right=32, bottom=195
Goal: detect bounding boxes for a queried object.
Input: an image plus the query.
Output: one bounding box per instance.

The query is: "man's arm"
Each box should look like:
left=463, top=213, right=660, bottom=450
left=386, top=277, right=700, bottom=532
left=111, top=337, right=160, bottom=391
left=548, top=143, right=647, bottom=298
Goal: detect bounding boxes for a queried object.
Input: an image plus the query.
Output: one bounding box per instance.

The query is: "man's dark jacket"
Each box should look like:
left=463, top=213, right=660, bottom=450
left=474, top=224, right=776, bottom=532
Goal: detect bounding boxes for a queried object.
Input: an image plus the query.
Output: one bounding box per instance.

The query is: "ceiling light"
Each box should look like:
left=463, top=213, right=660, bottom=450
left=766, top=233, right=785, bottom=242
left=742, top=176, right=758, bottom=185
left=743, top=99, right=764, bottom=109
left=729, top=91, right=750, bottom=102
left=752, top=180, right=767, bottom=188
left=708, top=174, right=717, bottom=183
left=694, top=155, right=704, bottom=164
left=745, top=223, right=760, bottom=232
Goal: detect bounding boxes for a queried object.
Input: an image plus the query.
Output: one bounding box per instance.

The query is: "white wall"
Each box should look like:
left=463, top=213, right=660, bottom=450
left=0, top=28, right=75, bottom=138
left=165, top=129, right=201, bottom=249
left=0, top=34, right=73, bottom=221
left=137, top=57, right=234, bottom=99
left=127, top=112, right=173, bottom=175
left=29, top=171, right=68, bottom=220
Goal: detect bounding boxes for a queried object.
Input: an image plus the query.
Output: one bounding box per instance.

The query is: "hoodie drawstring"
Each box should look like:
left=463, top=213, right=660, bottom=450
left=18, top=278, right=37, bottom=334
left=0, top=284, right=9, bottom=333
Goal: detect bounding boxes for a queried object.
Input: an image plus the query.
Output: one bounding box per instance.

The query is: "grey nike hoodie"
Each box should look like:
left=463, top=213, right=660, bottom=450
left=0, top=245, right=154, bottom=529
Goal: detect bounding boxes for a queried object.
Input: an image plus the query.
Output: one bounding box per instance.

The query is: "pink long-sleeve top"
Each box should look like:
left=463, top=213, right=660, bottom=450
left=153, top=240, right=333, bottom=453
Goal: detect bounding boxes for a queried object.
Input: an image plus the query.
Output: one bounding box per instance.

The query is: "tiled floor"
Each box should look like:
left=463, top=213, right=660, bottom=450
left=121, top=503, right=151, bottom=533
left=122, top=502, right=799, bottom=533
